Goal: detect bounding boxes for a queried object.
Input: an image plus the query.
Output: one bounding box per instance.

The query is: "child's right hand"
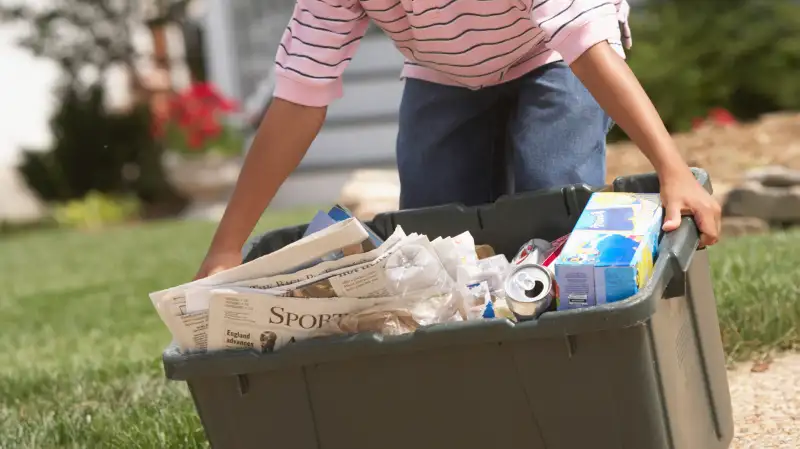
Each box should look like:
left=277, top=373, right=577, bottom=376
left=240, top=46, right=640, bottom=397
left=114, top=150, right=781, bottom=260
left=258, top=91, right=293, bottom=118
left=194, top=251, right=243, bottom=281
left=193, top=99, right=327, bottom=281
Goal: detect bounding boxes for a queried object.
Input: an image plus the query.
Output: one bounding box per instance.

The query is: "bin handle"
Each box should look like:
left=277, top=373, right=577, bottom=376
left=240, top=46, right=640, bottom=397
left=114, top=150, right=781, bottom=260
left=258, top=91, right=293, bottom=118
left=661, top=216, right=700, bottom=299
left=663, top=216, right=701, bottom=272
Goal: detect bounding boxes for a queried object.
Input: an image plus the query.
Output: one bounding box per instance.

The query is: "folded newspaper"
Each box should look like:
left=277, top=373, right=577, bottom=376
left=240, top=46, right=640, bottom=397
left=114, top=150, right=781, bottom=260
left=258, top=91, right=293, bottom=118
left=149, top=216, right=480, bottom=354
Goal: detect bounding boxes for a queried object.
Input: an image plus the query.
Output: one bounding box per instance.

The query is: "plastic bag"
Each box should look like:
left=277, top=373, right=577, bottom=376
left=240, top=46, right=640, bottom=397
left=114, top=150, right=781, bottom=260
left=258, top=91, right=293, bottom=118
left=456, top=254, right=510, bottom=293
left=314, top=237, right=465, bottom=338
left=384, top=238, right=452, bottom=295
left=316, top=290, right=460, bottom=337
left=461, top=280, right=493, bottom=320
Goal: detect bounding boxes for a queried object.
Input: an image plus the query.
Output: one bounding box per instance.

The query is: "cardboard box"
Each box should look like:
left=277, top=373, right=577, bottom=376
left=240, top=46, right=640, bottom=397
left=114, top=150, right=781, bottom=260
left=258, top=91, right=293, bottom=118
left=555, top=193, right=663, bottom=309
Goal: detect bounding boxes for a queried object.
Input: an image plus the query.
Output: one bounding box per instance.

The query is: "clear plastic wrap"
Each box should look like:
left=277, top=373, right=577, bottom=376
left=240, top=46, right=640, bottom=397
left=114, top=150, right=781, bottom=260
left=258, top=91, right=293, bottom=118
left=460, top=280, right=493, bottom=320
left=314, top=237, right=466, bottom=338
left=315, top=290, right=460, bottom=337
left=456, top=254, right=510, bottom=292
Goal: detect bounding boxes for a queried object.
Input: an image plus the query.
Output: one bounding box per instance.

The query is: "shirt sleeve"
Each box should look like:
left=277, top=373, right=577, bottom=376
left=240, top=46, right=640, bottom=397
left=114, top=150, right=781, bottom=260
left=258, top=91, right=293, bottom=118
left=273, top=0, right=370, bottom=107
left=531, top=0, right=633, bottom=65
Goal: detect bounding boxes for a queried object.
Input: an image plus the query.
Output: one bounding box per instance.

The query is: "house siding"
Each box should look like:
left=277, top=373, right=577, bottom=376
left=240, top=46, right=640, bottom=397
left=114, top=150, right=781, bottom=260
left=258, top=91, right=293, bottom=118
left=207, top=0, right=405, bottom=171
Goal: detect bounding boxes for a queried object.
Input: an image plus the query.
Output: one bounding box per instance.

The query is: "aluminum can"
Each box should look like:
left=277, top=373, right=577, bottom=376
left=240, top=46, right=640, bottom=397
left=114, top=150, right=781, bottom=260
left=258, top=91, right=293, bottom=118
left=512, top=238, right=553, bottom=266
left=503, top=263, right=556, bottom=320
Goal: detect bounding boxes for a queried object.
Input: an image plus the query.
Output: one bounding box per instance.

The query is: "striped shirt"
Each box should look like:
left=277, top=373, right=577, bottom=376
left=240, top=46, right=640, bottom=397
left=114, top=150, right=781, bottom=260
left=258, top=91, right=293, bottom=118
left=274, top=0, right=633, bottom=107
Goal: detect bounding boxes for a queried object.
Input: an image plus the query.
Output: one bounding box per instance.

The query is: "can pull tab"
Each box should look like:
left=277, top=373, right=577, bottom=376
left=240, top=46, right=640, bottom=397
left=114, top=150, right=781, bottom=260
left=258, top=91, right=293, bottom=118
left=516, top=272, right=546, bottom=299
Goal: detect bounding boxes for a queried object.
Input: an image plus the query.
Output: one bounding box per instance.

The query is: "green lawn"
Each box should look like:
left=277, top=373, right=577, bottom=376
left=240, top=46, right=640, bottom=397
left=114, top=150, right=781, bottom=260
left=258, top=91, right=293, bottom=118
left=0, top=213, right=798, bottom=448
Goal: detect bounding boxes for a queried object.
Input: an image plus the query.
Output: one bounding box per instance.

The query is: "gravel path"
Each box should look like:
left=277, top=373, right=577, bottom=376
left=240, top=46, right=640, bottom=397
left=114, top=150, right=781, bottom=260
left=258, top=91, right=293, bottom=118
left=729, top=353, right=800, bottom=448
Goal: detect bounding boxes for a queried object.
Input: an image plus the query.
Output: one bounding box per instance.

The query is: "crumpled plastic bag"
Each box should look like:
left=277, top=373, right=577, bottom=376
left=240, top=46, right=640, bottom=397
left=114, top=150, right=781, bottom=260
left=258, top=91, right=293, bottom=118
left=314, top=238, right=466, bottom=338
left=315, top=291, right=461, bottom=337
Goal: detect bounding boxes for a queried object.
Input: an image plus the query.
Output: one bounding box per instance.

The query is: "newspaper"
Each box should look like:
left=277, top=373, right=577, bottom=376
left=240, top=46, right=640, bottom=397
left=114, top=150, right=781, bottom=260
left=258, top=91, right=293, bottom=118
left=238, top=233, right=450, bottom=300
left=162, top=228, right=420, bottom=352
left=228, top=227, right=409, bottom=293
left=206, top=285, right=453, bottom=352
left=149, top=217, right=373, bottom=351
left=178, top=226, right=409, bottom=314
left=170, top=307, right=209, bottom=352
left=205, top=287, right=399, bottom=352
left=170, top=230, right=448, bottom=352
left=150, top=215, right=475, bottom=354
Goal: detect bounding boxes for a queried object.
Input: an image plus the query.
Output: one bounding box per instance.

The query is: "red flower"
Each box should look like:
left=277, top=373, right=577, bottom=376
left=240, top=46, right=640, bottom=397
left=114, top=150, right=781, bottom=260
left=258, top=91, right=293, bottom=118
left=217, top=97, right=238, bottom=113
left=187, top=132, right=204, bottom=149
left=152, top=82, right=239, bottom=153
left=190, top=82, right=215, bottom=98
left=187, top=82, right=238, bottom=111
left=708, top=108, right=737, bottom=126
left=199, top=117, right=222, bottom=138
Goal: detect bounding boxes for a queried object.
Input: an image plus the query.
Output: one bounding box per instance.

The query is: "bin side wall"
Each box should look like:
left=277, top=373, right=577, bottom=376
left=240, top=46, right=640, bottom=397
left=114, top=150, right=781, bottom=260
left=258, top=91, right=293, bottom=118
left=512, top=325, right=671, bottom=449
left=686, top=249, right=734, bottom=445
left=648, top=251, right=733, bottom=449
left=188, top=369, right=319, bottom=449
left=304, top=343, right=548, bottom=449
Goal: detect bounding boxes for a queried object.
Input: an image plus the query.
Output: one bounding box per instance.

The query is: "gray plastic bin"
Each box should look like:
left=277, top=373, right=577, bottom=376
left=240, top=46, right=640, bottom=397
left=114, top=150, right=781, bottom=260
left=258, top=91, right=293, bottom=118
left=163, top=169, right=734, bottom=449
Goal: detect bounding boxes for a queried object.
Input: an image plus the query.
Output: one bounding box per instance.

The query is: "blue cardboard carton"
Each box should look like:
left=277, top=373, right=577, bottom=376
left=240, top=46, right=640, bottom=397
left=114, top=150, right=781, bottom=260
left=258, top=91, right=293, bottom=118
left=555, top=193, right=663, bottom=309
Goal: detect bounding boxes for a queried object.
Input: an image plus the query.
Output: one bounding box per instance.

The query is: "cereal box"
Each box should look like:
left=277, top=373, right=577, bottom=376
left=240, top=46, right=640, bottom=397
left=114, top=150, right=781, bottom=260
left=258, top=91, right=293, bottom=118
left=554, top=193, right=663, bottom=309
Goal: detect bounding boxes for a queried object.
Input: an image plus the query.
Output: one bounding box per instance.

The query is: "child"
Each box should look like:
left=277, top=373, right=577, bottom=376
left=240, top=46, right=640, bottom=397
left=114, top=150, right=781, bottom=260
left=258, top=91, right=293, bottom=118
left=194, top=0, right=721, bottom=279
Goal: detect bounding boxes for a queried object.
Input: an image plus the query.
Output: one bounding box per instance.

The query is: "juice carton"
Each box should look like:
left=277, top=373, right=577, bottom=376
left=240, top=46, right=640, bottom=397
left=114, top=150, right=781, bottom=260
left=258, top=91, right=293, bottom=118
left=554, top=193, right=663, bottom=309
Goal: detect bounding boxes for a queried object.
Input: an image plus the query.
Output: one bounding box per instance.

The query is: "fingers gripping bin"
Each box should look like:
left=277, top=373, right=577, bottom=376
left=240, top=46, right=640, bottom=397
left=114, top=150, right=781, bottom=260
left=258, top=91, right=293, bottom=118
left=162, top=169, right=734, bottom=449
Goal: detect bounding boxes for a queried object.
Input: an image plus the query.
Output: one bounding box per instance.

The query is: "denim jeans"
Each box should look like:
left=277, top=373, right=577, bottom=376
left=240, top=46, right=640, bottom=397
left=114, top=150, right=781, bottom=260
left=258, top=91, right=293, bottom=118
left=396, top=61, right=613, bottom=210
left=243, top=62, right=612, bottom=261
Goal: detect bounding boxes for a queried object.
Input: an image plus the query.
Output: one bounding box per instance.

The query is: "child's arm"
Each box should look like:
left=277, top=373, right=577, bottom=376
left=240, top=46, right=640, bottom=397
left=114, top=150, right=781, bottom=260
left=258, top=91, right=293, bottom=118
left=569, top=43, right=721, bottom=246
left=532, top=0, right=721, bottom=246
left=195, top=0, right=370, bottom=279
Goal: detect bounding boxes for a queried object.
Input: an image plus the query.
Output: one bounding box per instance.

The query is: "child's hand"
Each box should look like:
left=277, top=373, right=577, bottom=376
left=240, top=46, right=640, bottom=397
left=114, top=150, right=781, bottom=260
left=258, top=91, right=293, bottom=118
left=569, top=43, right=722, bottom=247
left=660, top=169, right=722, bottom=248
left=194, top=251, right=242, bottom=280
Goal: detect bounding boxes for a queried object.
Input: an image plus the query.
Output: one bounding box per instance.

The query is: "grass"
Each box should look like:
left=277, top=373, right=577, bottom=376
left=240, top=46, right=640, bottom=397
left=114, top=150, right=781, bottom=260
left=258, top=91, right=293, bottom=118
left=0, top=212, right=798, bottom=448
left=710, top=231, right=800, bottom=360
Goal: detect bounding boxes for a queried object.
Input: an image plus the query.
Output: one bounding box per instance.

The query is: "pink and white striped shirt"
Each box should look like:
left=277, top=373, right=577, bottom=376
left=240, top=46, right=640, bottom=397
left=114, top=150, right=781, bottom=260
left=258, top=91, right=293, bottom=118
left=274, top=0, right=633, bottom=107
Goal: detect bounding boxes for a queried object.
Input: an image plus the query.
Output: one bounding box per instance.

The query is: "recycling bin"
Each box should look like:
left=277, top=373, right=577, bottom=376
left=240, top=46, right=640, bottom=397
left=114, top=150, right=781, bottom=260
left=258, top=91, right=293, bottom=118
left=163, top=168, right=734, bottom=449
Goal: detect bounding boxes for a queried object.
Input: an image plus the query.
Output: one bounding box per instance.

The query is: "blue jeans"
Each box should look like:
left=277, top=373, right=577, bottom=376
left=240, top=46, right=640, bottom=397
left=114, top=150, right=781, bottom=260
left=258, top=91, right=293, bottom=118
left=396, top=61, right=613, bottom=210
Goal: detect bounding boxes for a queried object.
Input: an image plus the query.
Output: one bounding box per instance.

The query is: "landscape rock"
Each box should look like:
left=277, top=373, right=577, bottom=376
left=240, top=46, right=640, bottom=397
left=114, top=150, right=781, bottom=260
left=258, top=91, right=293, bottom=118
left=338, top=169, right=400, bottom=220
left=711, top=181, right=733, bottom=206
left=743, top=165, right=800, bottom=188
left=723, top=181, right=800, bottom=223
left=721, top=217, right=770, bottom=238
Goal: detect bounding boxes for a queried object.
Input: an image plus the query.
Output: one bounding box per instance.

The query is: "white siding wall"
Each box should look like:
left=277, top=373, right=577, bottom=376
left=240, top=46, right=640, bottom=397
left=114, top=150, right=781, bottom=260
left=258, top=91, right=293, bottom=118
left=203, top=0, right=405, bottom=171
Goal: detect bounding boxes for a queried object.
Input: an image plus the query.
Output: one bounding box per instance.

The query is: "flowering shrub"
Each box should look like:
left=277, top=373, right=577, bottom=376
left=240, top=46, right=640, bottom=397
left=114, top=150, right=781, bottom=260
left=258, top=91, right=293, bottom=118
left=152, top=82, right=243, bottom=156
left=691, top=108, right=740, bottom=130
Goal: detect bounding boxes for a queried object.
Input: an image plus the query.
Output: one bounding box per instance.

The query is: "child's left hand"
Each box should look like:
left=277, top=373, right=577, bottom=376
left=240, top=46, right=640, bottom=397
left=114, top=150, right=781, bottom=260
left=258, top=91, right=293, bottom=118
left=568, top=43, right=722, bottom=247
left=660, top=169, right=722, bottom=248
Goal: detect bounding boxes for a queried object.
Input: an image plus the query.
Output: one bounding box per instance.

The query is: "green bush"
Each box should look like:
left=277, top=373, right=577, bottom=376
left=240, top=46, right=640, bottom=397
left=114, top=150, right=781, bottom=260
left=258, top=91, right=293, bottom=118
left=612, top=0, right=800, bottom=139
left=52, top=191, right=141, bottom=230
left=17, top=84, right=183, bottom=213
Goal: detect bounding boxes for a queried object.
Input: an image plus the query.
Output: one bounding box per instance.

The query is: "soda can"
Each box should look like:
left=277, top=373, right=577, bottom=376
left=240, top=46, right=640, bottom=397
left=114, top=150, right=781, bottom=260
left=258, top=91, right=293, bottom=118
left=503, top=263, right=556, bottom=320
left=511, top=238, right=553, bottom=266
